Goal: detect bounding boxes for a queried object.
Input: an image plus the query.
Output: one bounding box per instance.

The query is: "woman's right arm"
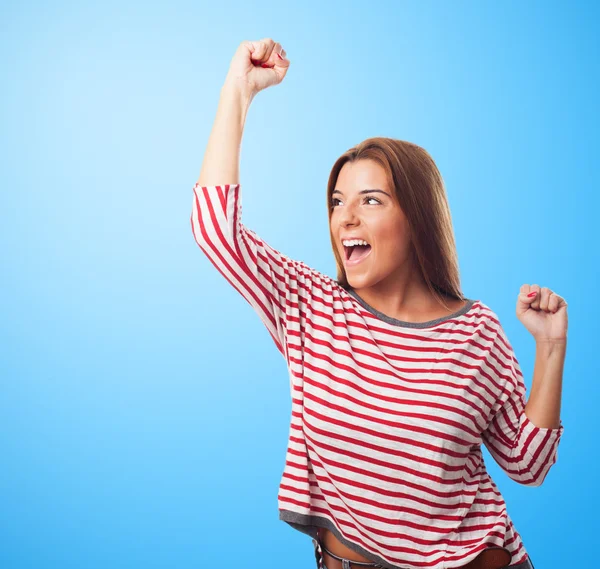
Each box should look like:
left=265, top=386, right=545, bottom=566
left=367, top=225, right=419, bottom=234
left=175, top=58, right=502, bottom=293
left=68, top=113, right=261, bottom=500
left=197, top=37, right=288, bottom=186
left=196, top=79, right=254, bottom=187
left=191, top=40, right=329, bottom=360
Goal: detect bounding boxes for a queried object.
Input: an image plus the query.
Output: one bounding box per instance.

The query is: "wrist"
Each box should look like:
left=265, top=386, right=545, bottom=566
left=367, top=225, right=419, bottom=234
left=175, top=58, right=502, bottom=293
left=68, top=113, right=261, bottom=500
left=535, top=338, right=567, bottom=358
left=222, top=75, right=256, bottom=103
left=535, top=337, right=567, bottom=346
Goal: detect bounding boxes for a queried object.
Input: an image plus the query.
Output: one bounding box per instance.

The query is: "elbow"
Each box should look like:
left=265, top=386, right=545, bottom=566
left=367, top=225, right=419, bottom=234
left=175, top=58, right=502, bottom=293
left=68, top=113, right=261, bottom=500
left=506, top=466, right=544, bottom=486
left=512, top=474, right=545, bottom=487
left=510, top=455, right=559, bottom=487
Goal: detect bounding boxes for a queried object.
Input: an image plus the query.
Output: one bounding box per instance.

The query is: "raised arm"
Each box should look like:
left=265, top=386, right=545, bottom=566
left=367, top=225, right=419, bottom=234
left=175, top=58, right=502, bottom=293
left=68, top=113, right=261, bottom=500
left=196, top=74, right=253, bottom=186
left=191, top=40, right=329, bottom=361
left=197, top=38, right=288, bottom=186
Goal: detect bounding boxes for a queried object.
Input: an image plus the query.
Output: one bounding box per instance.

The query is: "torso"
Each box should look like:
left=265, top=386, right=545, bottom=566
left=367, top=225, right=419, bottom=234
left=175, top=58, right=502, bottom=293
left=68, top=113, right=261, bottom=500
left=317, top=297, right=472, bottom=565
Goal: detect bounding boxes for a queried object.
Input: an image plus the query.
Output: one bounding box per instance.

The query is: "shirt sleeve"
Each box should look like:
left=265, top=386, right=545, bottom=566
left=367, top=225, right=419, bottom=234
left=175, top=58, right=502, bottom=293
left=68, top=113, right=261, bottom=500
left=481, top=322, right=564, bottom=487
left=190, top=182, right=319, bottom=360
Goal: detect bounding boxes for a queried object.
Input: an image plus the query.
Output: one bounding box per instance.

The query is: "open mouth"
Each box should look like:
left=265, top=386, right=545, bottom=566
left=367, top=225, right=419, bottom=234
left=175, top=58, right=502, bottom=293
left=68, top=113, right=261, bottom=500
left=343, top=243, right=372, bottom=263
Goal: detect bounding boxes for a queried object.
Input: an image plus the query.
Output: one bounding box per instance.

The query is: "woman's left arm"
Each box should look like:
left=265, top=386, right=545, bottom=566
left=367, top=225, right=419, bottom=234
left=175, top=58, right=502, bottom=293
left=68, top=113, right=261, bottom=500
left=525, top=339, right=566, bottom=429
left=517, top=284, right=568, bottom=429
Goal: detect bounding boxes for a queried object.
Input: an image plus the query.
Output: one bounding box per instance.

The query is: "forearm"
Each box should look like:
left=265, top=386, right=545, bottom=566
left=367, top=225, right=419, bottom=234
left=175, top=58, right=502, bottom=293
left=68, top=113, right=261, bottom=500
left=197, top=79, right=255, bottom=187
left=524, top=339, right=566, bottom=429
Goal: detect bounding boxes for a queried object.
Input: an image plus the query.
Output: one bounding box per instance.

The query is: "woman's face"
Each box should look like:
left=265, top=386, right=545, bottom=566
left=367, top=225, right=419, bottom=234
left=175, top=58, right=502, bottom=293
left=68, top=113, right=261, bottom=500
left=330, top=160, right=413, bottom=291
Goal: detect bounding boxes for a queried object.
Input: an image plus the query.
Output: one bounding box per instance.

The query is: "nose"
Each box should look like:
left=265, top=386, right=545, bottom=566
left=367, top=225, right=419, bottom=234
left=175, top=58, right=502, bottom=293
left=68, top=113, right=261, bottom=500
left=338, top=202, right=360, bottom=226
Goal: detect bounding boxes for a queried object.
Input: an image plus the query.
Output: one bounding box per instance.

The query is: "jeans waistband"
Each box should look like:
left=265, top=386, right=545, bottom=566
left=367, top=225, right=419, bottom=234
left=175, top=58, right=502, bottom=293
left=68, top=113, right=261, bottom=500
left=311, top=536, right=535, bottom=569
left=312, top=537, right=382, bottom=569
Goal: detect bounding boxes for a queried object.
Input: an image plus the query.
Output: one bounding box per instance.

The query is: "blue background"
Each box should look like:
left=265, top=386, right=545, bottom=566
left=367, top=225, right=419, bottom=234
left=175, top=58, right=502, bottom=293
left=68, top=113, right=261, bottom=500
left=1, top=1, right=596, bottom=568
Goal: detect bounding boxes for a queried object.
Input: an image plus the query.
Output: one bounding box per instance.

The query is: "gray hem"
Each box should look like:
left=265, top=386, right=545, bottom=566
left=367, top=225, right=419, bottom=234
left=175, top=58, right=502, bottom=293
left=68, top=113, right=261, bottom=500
left=279, top=509, right=534, bottom=569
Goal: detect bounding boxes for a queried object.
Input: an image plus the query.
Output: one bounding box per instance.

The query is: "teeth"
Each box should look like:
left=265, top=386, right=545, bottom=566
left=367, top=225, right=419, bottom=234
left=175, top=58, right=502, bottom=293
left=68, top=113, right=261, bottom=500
left=342, top=239, right=370, bottom=247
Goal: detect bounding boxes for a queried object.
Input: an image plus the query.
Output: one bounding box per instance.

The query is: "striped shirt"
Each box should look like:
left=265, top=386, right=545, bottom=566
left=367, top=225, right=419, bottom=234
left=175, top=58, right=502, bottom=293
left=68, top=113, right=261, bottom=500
left=191, top=182, right=564, bottom=569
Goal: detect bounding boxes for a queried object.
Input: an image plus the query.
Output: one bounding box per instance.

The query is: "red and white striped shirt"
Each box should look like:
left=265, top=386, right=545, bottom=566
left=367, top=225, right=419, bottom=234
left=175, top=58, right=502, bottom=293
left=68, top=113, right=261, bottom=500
left=191, top=182, right=564, bottom=569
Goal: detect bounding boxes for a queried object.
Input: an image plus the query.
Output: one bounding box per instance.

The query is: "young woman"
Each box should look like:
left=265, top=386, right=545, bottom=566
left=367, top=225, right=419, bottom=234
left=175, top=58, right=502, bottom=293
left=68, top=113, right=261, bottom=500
left=191, top=38, right=567, bottom=569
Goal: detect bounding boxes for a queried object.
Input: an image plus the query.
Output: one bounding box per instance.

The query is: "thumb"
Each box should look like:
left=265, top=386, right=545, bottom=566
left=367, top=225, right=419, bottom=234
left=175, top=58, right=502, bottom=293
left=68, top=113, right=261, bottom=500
left=517, top=290, right=538, bottom=313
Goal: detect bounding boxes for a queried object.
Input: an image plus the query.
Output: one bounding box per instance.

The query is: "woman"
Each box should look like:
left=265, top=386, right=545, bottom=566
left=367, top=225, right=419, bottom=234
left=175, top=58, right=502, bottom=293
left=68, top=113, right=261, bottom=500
left=191, top=38, right=567, bottom=569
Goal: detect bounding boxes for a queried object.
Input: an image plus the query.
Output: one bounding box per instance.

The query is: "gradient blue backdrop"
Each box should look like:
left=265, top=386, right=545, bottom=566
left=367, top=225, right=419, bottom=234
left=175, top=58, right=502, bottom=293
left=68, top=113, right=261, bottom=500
left=1, top=1, right=596, bottom=568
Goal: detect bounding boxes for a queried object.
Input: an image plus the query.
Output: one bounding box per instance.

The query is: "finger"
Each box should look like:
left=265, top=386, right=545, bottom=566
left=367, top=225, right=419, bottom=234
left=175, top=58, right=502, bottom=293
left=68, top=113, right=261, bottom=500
left=252, top=39, right=275, bottom=66
left=539, top=287, right=552, bottom=311
left=265, top=42, right=284, bottom=66
left=267, top=41, right=278, bottom=62
left=250, top=40, right=269, bottom=63
left=552, top=294, right=567, bottom=313
left=273, top=43, right=284, bottom=62
left=519, top=290, right=538, bottom=307
left=260, top=38, right=277, bottom=63
left=520, top=283, right=531, bottom=295
left=262, top=42, right=287, bottom=68
left=529, top=284, right=541, bottom=310
left=548, top=293, right=559, bottom=313
left=519, top=283, right=532, bottom=304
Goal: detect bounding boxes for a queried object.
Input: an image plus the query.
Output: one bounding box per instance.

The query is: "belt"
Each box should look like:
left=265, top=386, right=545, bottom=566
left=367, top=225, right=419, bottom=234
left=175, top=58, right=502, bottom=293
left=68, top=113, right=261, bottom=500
left=318, top=542, right=511, bottom=569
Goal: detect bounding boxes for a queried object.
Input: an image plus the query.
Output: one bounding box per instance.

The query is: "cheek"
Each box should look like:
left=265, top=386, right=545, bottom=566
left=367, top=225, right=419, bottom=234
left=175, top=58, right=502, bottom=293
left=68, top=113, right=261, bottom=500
left=378, top=221, right=407, bottom=245
left=375, top=224, right=410, bottom=258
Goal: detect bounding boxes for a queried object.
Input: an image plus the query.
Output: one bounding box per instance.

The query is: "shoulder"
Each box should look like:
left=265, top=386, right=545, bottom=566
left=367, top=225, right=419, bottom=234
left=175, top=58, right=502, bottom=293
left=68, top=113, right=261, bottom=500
left=469, top=299, right=504, bottom=332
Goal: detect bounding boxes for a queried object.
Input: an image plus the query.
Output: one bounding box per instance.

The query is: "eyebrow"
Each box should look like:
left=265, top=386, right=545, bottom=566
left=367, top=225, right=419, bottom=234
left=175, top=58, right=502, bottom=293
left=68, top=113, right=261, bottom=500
left=331, top=188, right=392, bottom=197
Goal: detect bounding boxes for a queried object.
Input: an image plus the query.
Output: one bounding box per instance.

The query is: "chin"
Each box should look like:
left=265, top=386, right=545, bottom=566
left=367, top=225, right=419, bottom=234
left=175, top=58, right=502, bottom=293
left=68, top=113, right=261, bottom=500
left=347, top=275, right=377, bottom=290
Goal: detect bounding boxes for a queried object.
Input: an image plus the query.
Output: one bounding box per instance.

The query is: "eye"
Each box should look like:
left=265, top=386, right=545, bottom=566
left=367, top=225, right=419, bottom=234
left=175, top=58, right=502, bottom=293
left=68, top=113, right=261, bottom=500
left=330, top=196, right=382, bottom=208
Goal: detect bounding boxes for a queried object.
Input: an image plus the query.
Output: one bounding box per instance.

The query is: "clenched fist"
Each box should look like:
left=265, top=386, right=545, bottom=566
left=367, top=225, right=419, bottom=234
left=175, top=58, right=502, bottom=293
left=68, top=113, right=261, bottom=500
left=224, top=38, right=290, bottom=96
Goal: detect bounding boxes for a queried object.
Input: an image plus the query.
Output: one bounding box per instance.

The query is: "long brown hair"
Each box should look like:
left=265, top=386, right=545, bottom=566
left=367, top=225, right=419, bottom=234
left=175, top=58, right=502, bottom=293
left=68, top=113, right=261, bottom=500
left=327, top=137, right=467, bottom=311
